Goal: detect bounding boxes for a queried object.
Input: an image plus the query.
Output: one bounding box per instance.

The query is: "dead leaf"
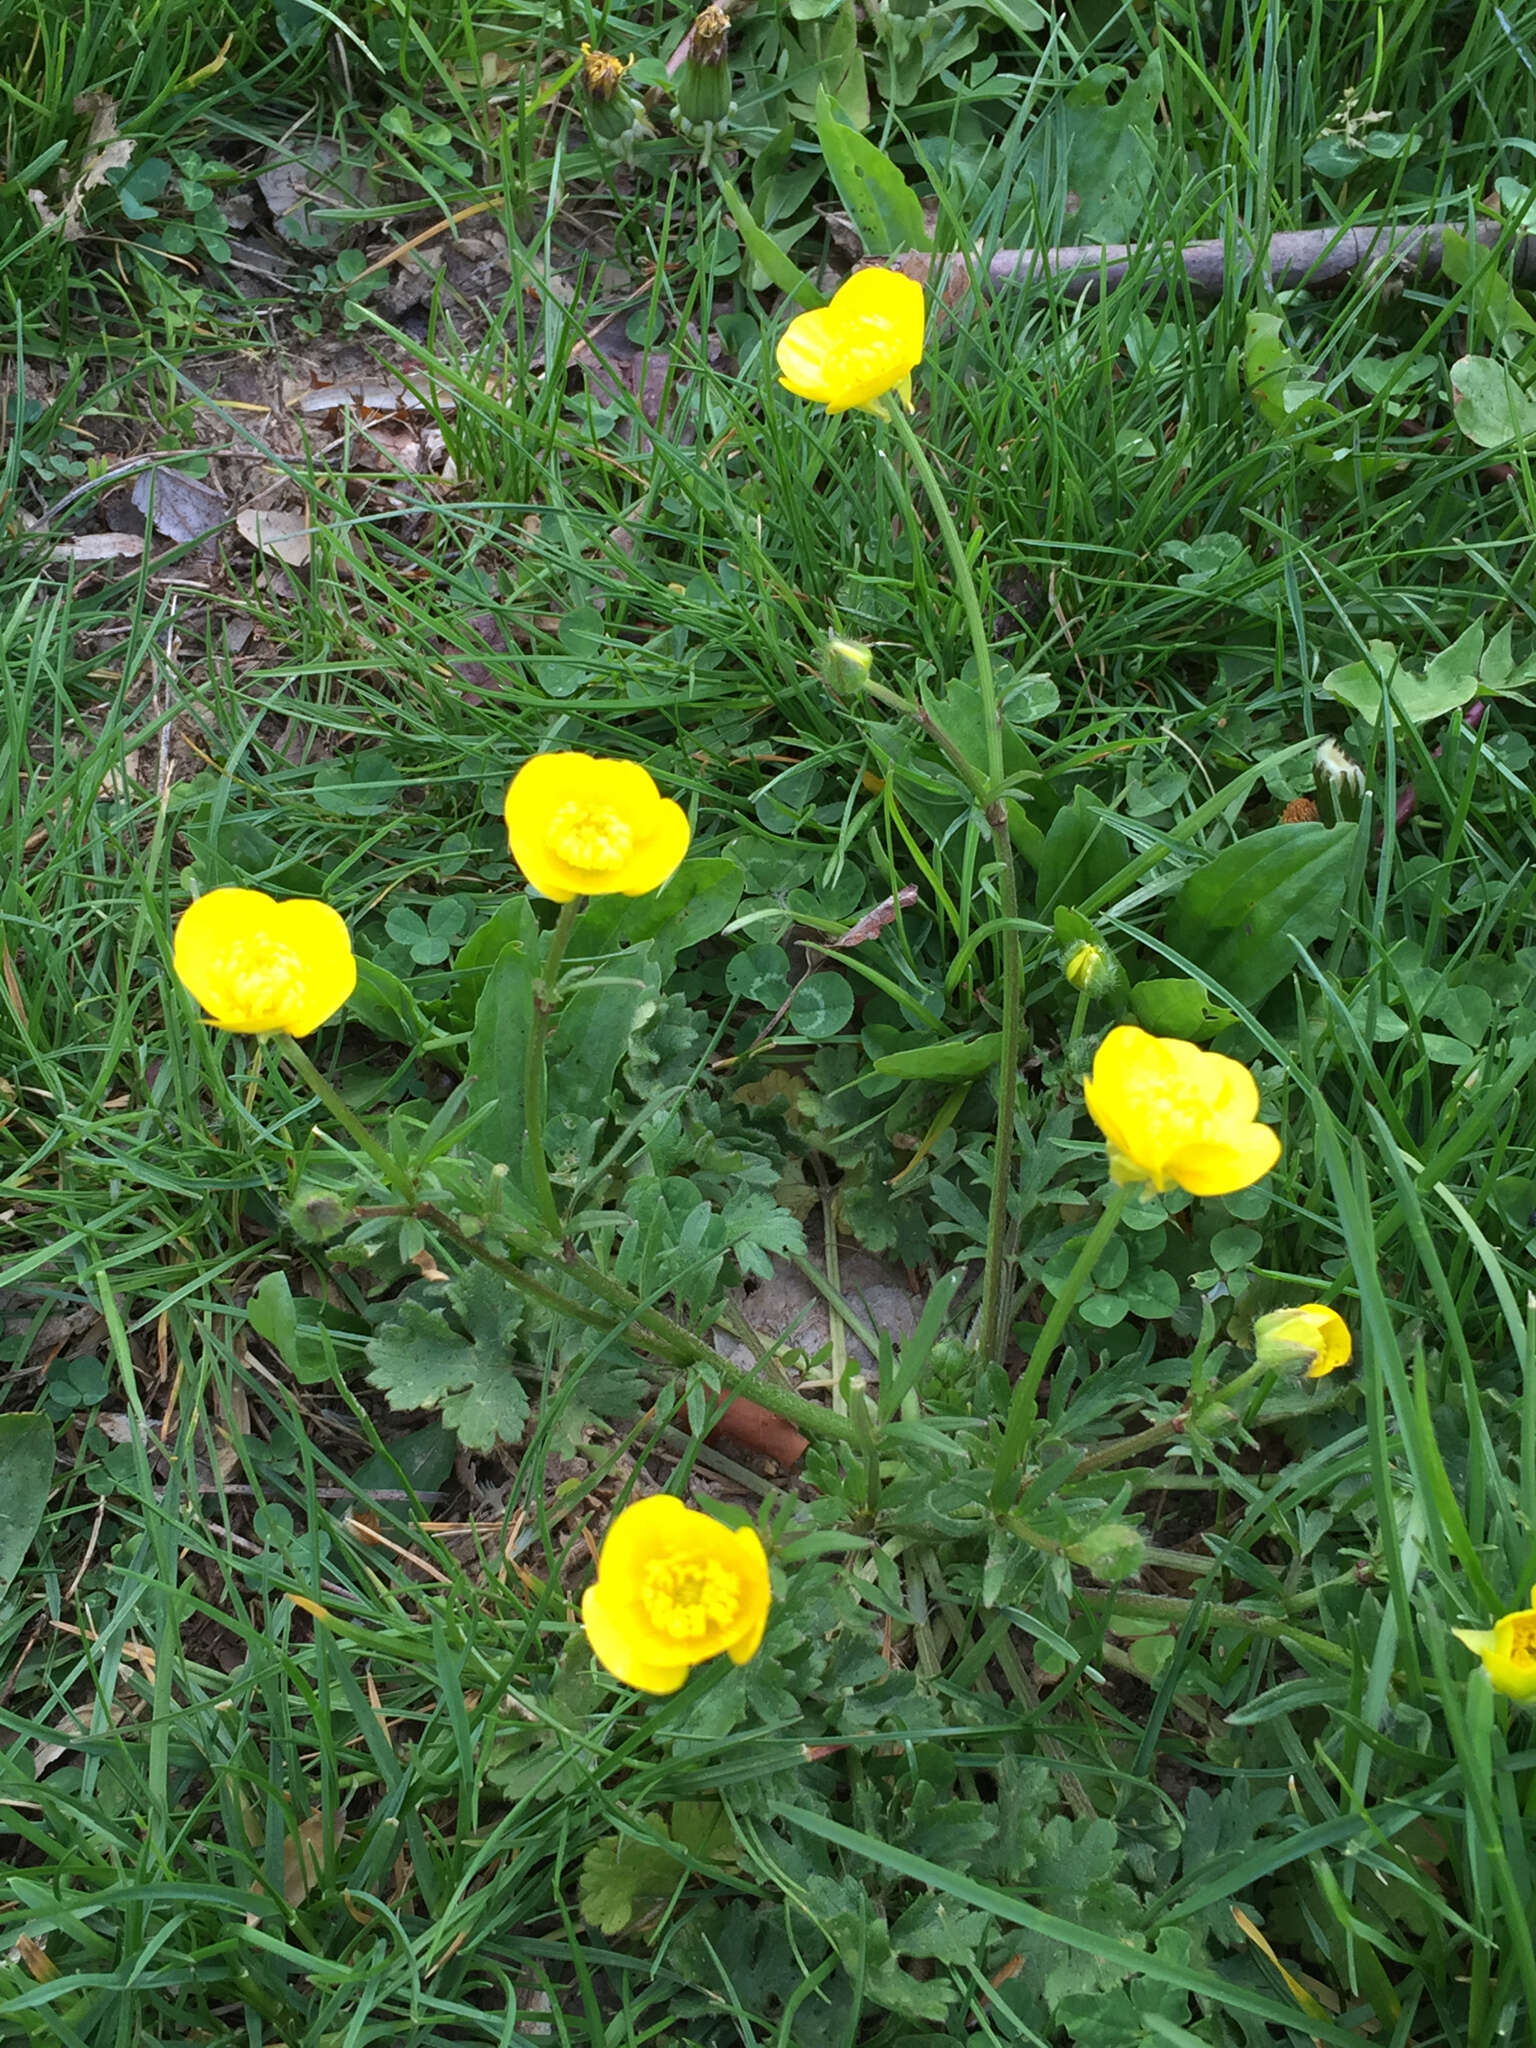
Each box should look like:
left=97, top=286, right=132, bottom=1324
left=131, top=467, right=228, bottom=544
left=50, top=532, right=145, bottom=564
left=28, top=96, right=135, bottom=240
left=281, top=1809, right=345, bottom=1906
left=827, top=887, right=920, bottom=949
left=287, top=377, right=453, bottom=419
left=257, top=140, right=365, bottom=249
left=235, top=506, right=312, bottom=567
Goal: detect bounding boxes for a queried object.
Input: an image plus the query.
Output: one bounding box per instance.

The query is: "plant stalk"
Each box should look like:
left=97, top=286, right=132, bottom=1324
left=990, top=1182, right=1136, bottom=1509
left=884, top=402, right=1025, bottom=1374
left=277, top=1034, right=413, bottom=1200
left=523, top=896, right=582, bottom=1236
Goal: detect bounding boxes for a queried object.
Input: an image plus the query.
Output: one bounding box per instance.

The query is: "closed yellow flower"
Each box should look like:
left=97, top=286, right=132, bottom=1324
left=581, top=1494, right=771, bottom=1695
left=173, top=888, right=356, bottom=1037
left=503, top=753, right=691, bottom=902
left=1083, top=1024, right=1281, bottom=1197
left=776, top=267, right=925, bottom=418
left=1252, top=1303, right=1352, bottom=1378
left=1453, top=1593, right=1536, bottom=1702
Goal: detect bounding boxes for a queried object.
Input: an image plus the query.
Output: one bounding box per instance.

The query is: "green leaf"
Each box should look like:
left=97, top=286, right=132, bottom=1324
left=549, top=943, right=664, bottom=1125
left=1032, top=788, right=1130, bottom=910
left=1128, top=977, right=1238, bottom=1041
left=348, top=959, right=430, bottom=1049
left=969, top=0, right=1046, bottom=29
left=572, top=859, right=744, bottom=976
left=1440, top=228, right=1536, bottom=355
left=874, top=1030, right=1002, bottom=1080
left=1450, top=353, right=1536, bottom=449
left=1162, top=822, right=1360, bottom=1009
left=364, top=1266, right=528, bottom=1452
left=1323, top=628, right=1485, bottom=725
left=814, top=87, right=930, bottom=254
left=789, top=971, right=855, bottom=1037
left=246, top=1270, right=342, bottom=1388
left=1056, top=52, right=1163, bottom=243
left=578, top=1830, right=685, bottom=1937
left=465, top=939, right=538, bottom=1179
left=0, top=1414, right=53, bottom=1603
left=716, top=174, right=823, bottom=309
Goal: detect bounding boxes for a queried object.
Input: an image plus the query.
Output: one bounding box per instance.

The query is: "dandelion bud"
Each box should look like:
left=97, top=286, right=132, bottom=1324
left=1313, top=737, right=1366, bottom=825
left=1252, top=1302, right=1352, bottom=1379
left=674, top=7, right=735, bottom=147
left=577, top=43, right=653, bottom=165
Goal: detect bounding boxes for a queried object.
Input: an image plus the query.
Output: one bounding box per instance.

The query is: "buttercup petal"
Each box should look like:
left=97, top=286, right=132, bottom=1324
left=1166, top=1123, right=1281, bottom=1197
left=776, top=309, right=838, bottom=402
left=582, top=1583, right=688, bottom=1694
left=268, top=899, right=358, bottom=1035
left=173, top=888, right=274, bottom=1015
left=616, top=798, right=691, bottom=896
left=724, top=1526, right=772, bottom=1665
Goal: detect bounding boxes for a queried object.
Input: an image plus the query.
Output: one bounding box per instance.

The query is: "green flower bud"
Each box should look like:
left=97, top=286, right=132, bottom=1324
left=821, top=632, right=874, bottom=691
left=1061, top=938, right=1123, bottom=1000
left=674, top=7, right=735, bottom=148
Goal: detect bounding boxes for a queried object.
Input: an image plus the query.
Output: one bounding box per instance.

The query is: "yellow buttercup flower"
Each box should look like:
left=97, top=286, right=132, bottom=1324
left=1252, top=1303, right=1352, bottom=1378
left=581, top=1495, right=771, bottom=1695
left=173, top=888, right=356, bottom=1037
left=776, top=267, right=925, bottom=418
left=503, top=753, right=691, bottom=902
left=1453, top=1592, right=1536, bottom=1702
left=1083, top=1025, right=1281, bottom=1197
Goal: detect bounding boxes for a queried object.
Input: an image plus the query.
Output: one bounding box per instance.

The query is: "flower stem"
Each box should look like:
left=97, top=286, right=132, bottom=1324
left=276, top=1034, right=413, bottom=1200
left=523, top=897, right=582, bottom=1237
left=1061, top=1358, right=1272, bottom=1483
left=415, top=1202, right=861, bottom=1448
left=884, top=402, right=1025, bottom=1374
left=990, top=1182, right=1136, bottom=1510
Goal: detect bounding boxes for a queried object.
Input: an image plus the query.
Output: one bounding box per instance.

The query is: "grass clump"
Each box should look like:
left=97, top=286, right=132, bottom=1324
left=4, top=3, right=1536, bottom=2045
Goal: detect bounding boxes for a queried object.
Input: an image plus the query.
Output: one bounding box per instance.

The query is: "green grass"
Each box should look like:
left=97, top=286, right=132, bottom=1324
left=5, top=0, right=1536, bottom=2042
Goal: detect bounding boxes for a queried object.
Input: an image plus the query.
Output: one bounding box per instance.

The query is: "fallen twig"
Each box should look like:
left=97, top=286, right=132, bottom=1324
left=902, top=216, right=1536, bottom=304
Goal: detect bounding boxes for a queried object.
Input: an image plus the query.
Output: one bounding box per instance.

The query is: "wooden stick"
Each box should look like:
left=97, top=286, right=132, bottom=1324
left=904, top=217, right=1536, bottom=304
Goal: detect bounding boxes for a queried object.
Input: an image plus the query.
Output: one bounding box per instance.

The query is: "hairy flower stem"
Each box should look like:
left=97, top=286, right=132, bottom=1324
left=1078, top=1587, right=1356, bottom=1672
left=1061, top=1358, right=1274, bottom=1483
left=990, top=1183, right=1136, bottom=1510
left=884, top=403, right=1024, bottom=1373
left=277, top=1035, right=414, bottom=1200
left=523, top=897, right=581, bottom=1236
left=413, top=1203, right=862, bottom=1449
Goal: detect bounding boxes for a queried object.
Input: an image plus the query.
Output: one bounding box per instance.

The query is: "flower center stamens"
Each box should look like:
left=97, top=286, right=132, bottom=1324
left=640, top=1553, right=741, bottom=1642
left=209, top=936, right=307, bottom=1029
left=1508, top=1617, right=1536, bottom=1666
left=548, top=801, right=634, bottom=874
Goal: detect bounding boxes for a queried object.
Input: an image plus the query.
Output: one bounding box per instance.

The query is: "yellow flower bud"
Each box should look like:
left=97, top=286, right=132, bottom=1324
left=1252, top=1302, right=1352, bottom=1378
left=1453, top=1591, right=1536, bottom=1702
left=581, top=1495, right=772, bottom=1693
